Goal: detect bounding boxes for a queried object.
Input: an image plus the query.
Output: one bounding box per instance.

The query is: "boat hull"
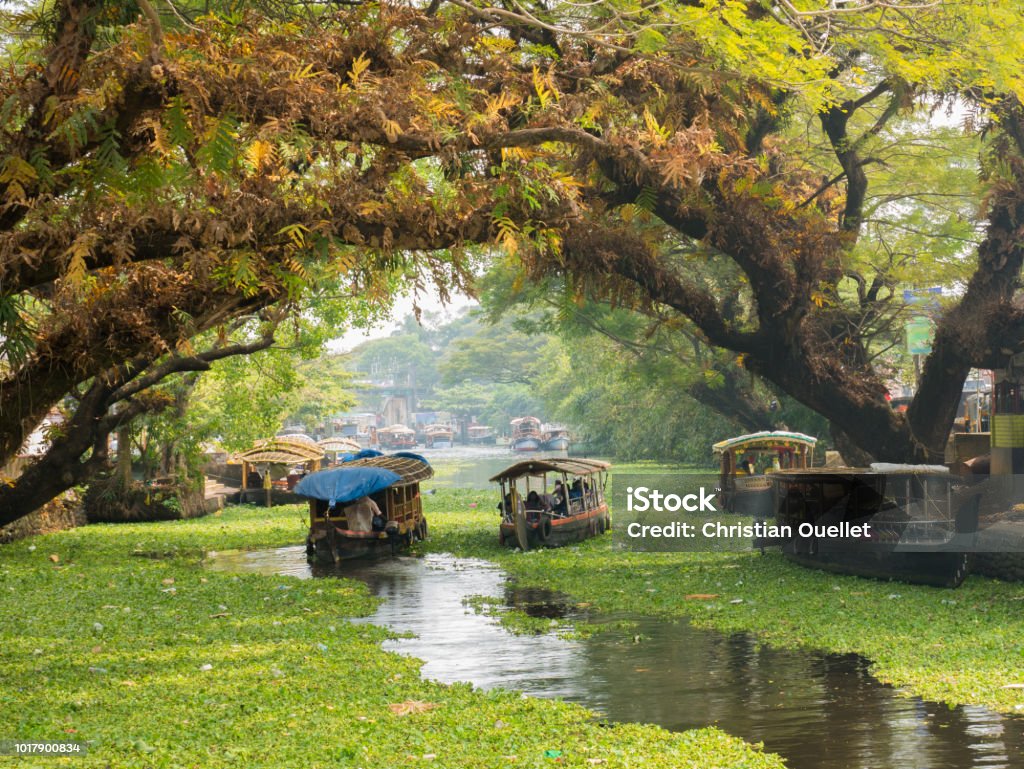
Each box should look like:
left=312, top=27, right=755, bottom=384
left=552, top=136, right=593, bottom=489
left=306, top=523, right=424, bottom=564
left=763, top=470, right=979, bottom=588
left=380, top=438, right=417, bottom=450
left=720, top=486, right=774, bottom=517
left=499, top=504, right=610, bottom=548
left=543, top=436, right=571, bottom=451
left=511, top=437, right=541, bottom=452
left=781, top=548, right=970, bottom=588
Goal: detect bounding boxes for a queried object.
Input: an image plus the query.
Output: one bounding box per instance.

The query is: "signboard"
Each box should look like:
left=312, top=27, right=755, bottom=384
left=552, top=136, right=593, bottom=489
left=906, top=317, right=934, bottom=355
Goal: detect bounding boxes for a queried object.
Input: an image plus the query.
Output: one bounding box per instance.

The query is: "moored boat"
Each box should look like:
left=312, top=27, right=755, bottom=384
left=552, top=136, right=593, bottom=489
left=541, top=425, right=571, bottom=451
left=378, top=424, right=417, bottom=450
left=234, top=437, right=325, bottom=505
left=318, top=436, right=362, bottom=465
left=760, top=465, right=979, bottom=588
left=509, top=416, right=543, bottom=452
left=297, top=452, right=432, bottom=564
left=713, top=431, right=818, bottom=516
left=424, top=424, right=454, bottom=448
left=492, top=457, right=611, bottom=549
left=467, top=424, right=495, bottom=445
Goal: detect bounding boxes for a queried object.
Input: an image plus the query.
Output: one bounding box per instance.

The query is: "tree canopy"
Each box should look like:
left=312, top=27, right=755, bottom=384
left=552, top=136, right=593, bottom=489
left=4, top=0, right=1024, bottom=519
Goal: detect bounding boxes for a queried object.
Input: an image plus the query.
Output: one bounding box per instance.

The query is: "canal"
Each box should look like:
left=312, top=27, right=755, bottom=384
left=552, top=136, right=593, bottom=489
left=206, top=546, right=1024, bottom=769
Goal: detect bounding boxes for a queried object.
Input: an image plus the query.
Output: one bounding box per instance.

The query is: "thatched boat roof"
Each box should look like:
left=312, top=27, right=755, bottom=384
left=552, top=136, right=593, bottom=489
left=236, top=437, right=324, bottom=465
left=490, top=457, right=611, bottom=483
left=318, top=437, right=362, bottom=453
left=343, top=454, right=434, bottom=484
left=712, top=431, right=818, bottom=454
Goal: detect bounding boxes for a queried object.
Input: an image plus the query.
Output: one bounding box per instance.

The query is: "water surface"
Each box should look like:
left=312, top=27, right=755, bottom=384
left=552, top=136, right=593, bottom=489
left=206, top=547, right=1024, bottom=769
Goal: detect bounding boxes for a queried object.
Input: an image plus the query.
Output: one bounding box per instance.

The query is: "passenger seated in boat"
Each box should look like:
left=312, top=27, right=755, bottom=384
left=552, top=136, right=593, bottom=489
left=568, top=479, right=584, bottom=513
left=525, top=490, right=546, bottom=521
left=344, top=495, right=382, bottom=532
left=497, top=492, right=514, bottom=517
left=551, top=482, right=568, bottom=517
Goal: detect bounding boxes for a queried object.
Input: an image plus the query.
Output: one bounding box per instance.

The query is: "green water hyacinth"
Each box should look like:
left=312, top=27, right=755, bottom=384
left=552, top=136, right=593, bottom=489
left=1, top=504, right=782, bottom=769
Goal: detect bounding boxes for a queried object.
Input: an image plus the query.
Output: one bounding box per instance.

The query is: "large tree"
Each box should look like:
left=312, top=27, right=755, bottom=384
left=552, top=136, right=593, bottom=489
left=3, top=0, right=1024, bottom=521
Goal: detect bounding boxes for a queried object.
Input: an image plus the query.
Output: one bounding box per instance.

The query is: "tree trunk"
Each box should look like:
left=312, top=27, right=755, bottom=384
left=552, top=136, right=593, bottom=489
left=745, top=339, right=920, bottom=463
left=909, top=186, right=1024, bottom=457
left=0, top=428, right=107, bottom=527
left=117, top=426, right=132, bottom=487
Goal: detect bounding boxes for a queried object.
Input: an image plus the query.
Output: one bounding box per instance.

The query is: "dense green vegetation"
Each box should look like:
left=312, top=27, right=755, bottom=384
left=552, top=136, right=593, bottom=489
left=421, top=489, right=1024, bottom=714
left=0, top=505, right=784, bottom=769
left=8, top=477, right=1024, bottom=767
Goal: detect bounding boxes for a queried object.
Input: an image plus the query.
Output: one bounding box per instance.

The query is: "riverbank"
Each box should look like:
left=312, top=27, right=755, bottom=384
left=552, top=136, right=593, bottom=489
left=1, top=505, right=783, bottom=768
left=421, top=489, right=1024, bottom=714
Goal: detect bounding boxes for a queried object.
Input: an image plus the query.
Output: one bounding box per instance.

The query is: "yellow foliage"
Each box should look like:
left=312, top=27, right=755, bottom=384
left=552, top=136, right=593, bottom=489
left=62, top=231, right=98, bottom=287
left=486, top=91, right=520, bottom=117
left=246, top=140, right=278, bottom=172
left=347, top=52, right=371, bottom=86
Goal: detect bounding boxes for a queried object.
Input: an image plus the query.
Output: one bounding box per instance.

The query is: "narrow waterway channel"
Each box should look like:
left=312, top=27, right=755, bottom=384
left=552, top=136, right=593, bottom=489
left=205, top=547, right=1024, bottom=769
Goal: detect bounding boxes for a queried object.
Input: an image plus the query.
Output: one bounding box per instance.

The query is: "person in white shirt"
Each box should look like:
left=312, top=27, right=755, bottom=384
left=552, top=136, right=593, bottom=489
left=345, top=496, right=382, bottom=532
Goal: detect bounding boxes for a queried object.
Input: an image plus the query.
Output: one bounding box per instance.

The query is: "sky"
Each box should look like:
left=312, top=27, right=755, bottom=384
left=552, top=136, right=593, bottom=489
left=328, top=285, right=478, bottom=353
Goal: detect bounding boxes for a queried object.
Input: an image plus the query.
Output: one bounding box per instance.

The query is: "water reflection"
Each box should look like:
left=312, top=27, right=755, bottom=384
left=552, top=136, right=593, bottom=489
left=413, top=445, right=575, bottom=488
left=205, top=547, right=1024, bottom=769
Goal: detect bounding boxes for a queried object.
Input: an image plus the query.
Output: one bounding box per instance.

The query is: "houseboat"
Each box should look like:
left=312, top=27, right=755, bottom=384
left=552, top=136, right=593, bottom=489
left=509, top=416, right=543, bottom=452
left=492, top=457, right=611, bottom=550
left=541, top=425, right=571, bottom=452
left=297, top=452, right=432, bottom=564
left=424, top=424, right=454, bottom=449
left=467, top=424, right=496, bottom=445
left=378, top=424, right=417, bottom=450
left=713, top=431, right=818, bottom=516
left=760, top=465, right=979, bottom=588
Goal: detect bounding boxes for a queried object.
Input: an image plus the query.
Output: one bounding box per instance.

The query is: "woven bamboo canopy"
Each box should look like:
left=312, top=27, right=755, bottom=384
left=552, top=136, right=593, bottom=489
left=343, top=454, right=434, bottom=485
left=379, top=424, right=415, bottom=435
left=490, top=457, right=611, bottom=482
left=236, top=438, right=325, bottom=465
left=318, top=437, right=362, bottom=453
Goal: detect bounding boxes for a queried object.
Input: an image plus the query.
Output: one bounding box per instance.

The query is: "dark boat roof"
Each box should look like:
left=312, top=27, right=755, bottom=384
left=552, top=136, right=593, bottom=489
left=490, top=457, right=611, bottom=482
left=773, top=465, right=950, bottom=480
left=342, top=454, right=434, bottom=485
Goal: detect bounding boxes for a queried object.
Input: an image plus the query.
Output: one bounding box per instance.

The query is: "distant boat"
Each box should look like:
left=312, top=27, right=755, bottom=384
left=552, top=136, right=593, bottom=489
left=318, top=437, right=362, bottom=465
left=467, top=425, right=495, bottom=445
left=509, top=416, right=542, bottom=452
left=541, top=425, right=571, bottom=451
left=423, top=424, right=454, bottom=449
left=378, top=424, right=417, bottom=450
